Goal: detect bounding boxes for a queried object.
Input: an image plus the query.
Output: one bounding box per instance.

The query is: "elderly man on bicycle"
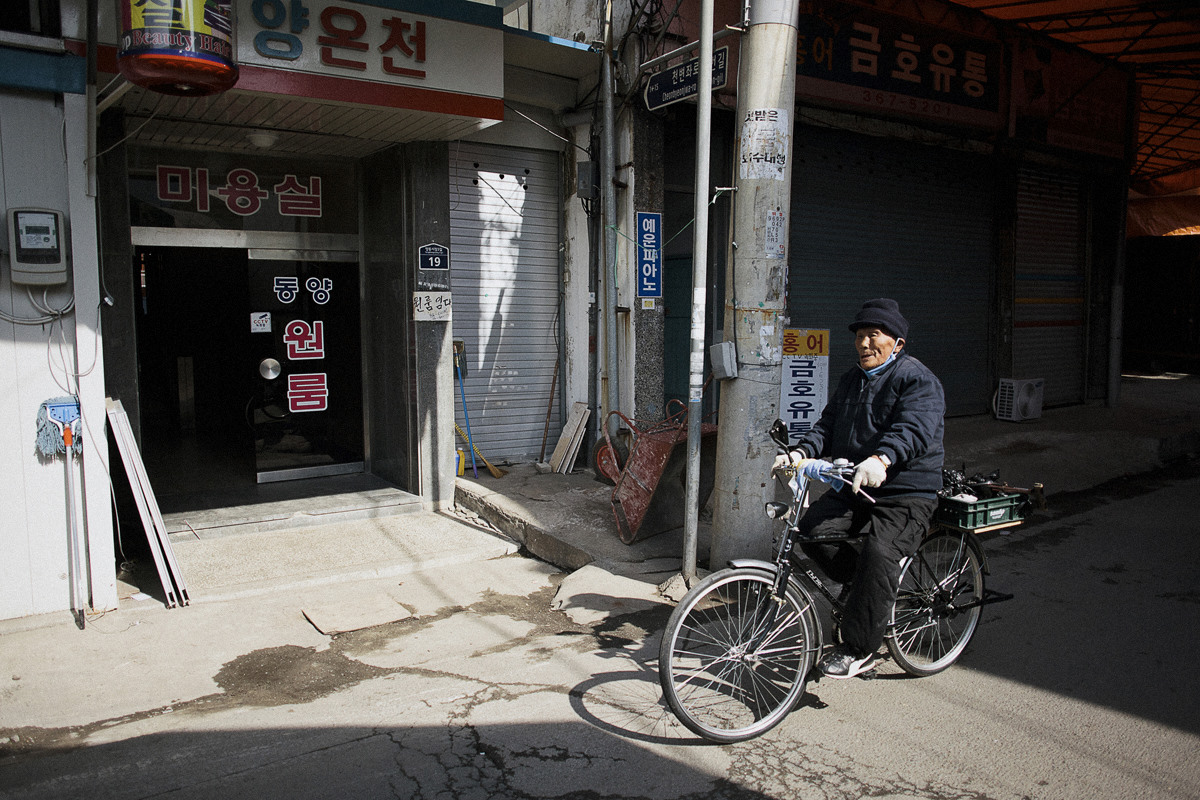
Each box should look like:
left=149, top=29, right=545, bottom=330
left=776, top=298, right=945, bottom=679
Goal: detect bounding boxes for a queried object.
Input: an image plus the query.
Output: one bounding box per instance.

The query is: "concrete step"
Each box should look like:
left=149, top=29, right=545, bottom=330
left=163, top=486, right=424, bottom=538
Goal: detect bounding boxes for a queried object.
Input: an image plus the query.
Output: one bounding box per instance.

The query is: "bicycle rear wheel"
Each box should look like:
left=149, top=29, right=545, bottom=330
left=887, top=530, right=985, bottom=676
left=658, top=568, right=820, bottom=743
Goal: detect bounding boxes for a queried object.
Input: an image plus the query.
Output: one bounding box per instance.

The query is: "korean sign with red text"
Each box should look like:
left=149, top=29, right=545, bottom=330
left=127, top=148, right=357, bottom=234
left=237, top=0, right=502, bottom=101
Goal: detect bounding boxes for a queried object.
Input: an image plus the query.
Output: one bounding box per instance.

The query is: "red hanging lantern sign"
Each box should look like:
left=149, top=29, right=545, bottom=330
left=118, top=0, right=239, bottom=96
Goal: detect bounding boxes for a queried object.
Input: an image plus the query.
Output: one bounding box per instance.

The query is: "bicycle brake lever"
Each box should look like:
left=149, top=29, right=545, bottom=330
left=822, top=467, right=876, bottom=504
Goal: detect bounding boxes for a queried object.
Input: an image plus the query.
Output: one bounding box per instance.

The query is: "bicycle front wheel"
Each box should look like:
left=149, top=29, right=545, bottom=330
left=658, top=568, right=820, bottom=743
left=887, top=530, right=985, bottom=676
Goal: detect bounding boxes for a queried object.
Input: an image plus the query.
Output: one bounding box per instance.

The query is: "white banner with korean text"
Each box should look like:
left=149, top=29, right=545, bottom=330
left=779, top=328, right=830, bottom=445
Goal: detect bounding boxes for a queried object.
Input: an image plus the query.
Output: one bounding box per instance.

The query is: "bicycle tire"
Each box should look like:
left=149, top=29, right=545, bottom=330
left=886, top=530, right=985, bottom=676
left=658, top=568, right=821, bottom=742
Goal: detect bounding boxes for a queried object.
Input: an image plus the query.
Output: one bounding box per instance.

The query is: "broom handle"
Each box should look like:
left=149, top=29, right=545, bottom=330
left=455, top=354, right=478, bottom=478
left=539, top=358, right=559, bottom=463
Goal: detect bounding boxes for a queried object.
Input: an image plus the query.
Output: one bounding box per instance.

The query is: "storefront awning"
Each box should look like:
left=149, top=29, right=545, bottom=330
left=88, top=16, right=597, bottom=160
left=949, top=0, right=1200, bottom=197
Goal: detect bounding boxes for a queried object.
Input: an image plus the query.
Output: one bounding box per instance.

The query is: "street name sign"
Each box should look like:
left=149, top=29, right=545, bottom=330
left=643, top=46, right=729, bottom=112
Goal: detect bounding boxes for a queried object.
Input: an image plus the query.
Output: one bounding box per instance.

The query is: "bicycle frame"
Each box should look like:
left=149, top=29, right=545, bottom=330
left=748, top=464, right=1007, bottom=637
left=658, top=421, right=1025, bottom=742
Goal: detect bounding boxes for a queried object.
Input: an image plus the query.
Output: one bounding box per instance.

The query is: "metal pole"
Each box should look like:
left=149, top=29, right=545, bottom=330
left=710, top=0, right=800, bottom=568
left=602, top=2, right=621, bottom=440
left=1108, top=176, right=1129, bottom=407
left=682, top=0, right=716, bottom=586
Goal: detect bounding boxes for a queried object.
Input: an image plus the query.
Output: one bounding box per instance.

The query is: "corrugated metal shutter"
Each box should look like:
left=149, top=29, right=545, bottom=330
left=787, top=125, right=994, bottom=416
left=450, top=142, right=561, bottom=462
left=1013, top=166, right=1085, bottom=406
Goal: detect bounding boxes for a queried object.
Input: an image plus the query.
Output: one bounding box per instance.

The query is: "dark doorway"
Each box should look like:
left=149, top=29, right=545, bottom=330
left=135, top=246, right=254, bottom=503
left=662, top=104, right=734, bottom=415
left=133, top=246, right=365, bottom=511
left=1124, top=236, right=1200, bottom=374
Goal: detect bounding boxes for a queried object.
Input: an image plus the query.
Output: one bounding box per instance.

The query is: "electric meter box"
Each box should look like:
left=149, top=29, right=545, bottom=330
left=7, top=208, right=68, bottom=286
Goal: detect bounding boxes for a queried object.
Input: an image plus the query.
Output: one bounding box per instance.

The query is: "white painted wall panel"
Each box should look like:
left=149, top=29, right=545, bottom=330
left=0, top=92, right=82, bottom=620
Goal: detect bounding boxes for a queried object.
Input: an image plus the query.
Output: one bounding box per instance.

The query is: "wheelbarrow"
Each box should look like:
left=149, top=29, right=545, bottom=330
left=598, top=401, right=718, bottom=544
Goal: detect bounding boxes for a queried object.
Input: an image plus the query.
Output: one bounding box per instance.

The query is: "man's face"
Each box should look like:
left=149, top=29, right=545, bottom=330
left=854, top=327, right=902, bottom=370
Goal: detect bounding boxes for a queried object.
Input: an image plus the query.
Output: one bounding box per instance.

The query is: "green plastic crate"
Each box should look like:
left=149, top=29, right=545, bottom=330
left=935, top=492, right=1026, bottom=531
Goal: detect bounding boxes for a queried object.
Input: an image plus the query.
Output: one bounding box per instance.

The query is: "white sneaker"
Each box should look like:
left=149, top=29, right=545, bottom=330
left=818, top=645, right=877, bottom=679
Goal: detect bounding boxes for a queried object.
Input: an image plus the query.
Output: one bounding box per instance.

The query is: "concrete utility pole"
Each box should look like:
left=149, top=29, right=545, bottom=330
left=710, top=0, right=799, bottom=567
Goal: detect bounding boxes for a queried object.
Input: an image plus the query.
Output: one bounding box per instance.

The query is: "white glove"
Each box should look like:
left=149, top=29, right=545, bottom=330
left=772, top=450, right=806, bottom=473
left=852, top=455, right=888, bottom=493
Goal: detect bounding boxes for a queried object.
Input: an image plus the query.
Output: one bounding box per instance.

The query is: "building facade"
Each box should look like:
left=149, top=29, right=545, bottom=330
left=0, top=0, right=606, bottom=622
left=616, top=0, right=1131, bottom=439
left=0, top=0, right=1134, bottom=622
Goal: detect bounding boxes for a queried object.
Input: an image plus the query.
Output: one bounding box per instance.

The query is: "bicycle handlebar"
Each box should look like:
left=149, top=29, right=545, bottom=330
left=772, top=460, right=875, bottom=503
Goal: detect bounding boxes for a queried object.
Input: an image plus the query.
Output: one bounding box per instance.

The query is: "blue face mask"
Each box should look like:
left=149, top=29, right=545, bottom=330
left=861, top=343, right=902, bottom=376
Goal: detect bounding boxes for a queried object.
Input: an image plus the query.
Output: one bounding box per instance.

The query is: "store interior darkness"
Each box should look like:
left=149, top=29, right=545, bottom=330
left=124, top=246, right=375, bottom=517
left=1124, top=236, right=1200, bottom=374
left=133, top=246, right=253, bottom=508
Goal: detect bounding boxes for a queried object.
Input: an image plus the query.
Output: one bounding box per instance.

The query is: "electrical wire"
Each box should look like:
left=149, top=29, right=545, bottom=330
left=504, top=103, right=591, bottom=155
left=36, top=298, right=129, bottom=571
left=88, top=108, right=159, bottom=163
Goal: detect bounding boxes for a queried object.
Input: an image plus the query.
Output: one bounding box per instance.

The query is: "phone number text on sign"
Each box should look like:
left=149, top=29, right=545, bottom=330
left=413, top=291, right=452, bottom=321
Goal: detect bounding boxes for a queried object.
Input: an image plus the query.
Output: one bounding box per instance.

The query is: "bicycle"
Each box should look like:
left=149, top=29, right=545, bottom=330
left=658, top=419, right=1031, bottom=743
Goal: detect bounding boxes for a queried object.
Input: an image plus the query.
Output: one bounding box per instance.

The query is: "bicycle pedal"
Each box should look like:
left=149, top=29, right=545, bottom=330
left=857, top=668, right=878, bottom=681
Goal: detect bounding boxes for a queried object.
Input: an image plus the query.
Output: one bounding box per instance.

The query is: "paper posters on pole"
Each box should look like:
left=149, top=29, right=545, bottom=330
left=779, top=328, right=830, bottom=444
left=739, top=108, right=789, bottom=181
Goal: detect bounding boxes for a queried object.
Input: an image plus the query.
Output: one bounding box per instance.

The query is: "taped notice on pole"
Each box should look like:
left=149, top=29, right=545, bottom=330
left=779, top=328, right=829, bottom=444
left=739, top=108, right=789, bottom=181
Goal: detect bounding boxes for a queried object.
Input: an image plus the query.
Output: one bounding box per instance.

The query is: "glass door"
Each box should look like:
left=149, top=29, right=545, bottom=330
left=247, top=254, right=364, bottom=482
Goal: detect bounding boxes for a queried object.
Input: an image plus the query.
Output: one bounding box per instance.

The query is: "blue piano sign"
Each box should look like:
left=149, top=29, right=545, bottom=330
left=636, top=211, right=662, bottom=298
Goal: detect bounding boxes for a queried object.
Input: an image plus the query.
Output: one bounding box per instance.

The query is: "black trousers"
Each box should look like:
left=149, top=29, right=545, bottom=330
left=795, top=491, right=938, bottom=655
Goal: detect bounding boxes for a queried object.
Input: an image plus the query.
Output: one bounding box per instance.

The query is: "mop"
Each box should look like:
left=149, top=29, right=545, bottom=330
left=35, top=396, right=87, bottom=629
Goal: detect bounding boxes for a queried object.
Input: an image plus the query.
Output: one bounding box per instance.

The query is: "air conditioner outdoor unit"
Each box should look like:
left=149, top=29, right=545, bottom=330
left=994, top=378, right=1044, bottom=422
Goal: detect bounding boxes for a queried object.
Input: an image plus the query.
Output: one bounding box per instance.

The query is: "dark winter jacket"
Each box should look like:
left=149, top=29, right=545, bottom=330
left=793, top=351, right=945, bottom=498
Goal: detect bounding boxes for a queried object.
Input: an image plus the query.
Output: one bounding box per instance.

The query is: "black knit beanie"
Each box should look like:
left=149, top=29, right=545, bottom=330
left=848, top=298, right=908, bottom=340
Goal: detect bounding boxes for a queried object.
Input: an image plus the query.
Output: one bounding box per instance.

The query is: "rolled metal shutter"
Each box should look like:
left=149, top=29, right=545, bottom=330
left=450, top=142, right=561, bottom=462
left=787, top=125, right=994, bottom=416
left=1013, top=166, right=1085, bottom=406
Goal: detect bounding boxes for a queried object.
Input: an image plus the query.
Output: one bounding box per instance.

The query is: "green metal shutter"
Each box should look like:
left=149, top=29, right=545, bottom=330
left=787, top=125, right=994, bottom=416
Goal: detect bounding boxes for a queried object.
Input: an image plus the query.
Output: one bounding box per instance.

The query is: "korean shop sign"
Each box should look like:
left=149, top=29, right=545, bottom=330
left=272, top=271, right=334, bottom=414
left=778, top=329, right=830, bottom=445
left=248, top=261, right=362, bottom=427
left=238, top=1, right=503, bottom=103
left=635, top=212, right=662, bottom=298
left=127, top=149, right=356, bottom=234
left=795, top=1, right=1001, bottom=130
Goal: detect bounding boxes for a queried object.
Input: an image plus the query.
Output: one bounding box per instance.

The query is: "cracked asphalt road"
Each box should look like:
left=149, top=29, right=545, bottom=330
left=1, top=471, right=1199, bottom=799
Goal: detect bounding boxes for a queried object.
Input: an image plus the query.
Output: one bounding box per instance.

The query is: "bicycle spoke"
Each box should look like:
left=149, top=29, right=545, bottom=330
left=886, top=532, right=985, bottom=676
left=660, top=570, right=819, bottom=742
